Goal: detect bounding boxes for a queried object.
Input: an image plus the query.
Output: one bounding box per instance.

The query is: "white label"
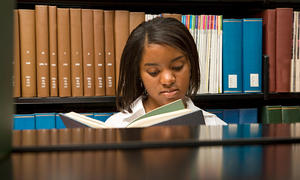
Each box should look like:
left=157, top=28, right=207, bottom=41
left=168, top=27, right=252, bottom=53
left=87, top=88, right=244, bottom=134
left=228, top=74, right=237, bottom=88
left=250, top=74, right=259, bottom=87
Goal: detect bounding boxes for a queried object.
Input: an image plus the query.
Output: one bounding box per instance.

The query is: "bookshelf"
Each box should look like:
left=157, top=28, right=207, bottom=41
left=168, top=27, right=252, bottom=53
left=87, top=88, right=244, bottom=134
left=14, top=0, right=300, bottom=122
left=14, top=93, right=300, bottom=113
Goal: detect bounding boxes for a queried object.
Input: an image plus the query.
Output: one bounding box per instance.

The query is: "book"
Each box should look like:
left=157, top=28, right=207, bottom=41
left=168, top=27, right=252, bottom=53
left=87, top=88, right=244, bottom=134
left=49, top=6, right=58, bottom=96
left=222, top=19, right=243, bottom=93
left=35, top=113, right=56, bottom=129
left=57, top=8, right=71, bottom=97
left=104, top=10, right=116, bottom=96
left=281, top=106, right=300, bottom=123
left=129, top=12, right=145, bottom=33
left=261, top=105, right=282, bottom=124
left=82, top=9, right=95, bottom=96
left=49, top=6, right=58, bottom=97
left=207, top=108, right=258, bottom=124
left=70, top=8, right=84, bottom=97
left=59, top=99, right=205, bottom=128
left=261, top=9, right=276, bottom=93
left=161, top=13, right=182, bottom=21
left=275, top=8, right=293, bottom=92
left=262, top=105, right=300, bottom=123
left=35, top=5, right=50, bottom=97
left=242, top=18, right=263, bottom=93
left=13, top=10, right=21, bottom=97
left=239, top=108, right=258, bottom=124
left=93, top=9, right=106, bottom=96
left=114, top=10, right=129, bottom=89
left=13, top=114, right=35, bottom=130
left=19, top=9, right=37, bottom=97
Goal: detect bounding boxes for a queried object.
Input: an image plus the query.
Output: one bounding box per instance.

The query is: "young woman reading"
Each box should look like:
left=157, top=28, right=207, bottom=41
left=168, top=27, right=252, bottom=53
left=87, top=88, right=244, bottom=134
left=105, top=17, right=227, bottom=127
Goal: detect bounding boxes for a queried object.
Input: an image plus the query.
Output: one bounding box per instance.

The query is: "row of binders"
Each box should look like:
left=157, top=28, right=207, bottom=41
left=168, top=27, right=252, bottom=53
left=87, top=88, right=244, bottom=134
left=13, top=108, right=259, bottom=130
left=13, top=112, right=113, bottom=130
left=13, top=105, right=300, bottom=130
left=12, top=5, right=262, bottom=98
left=12, top=5, right=300, bottom=98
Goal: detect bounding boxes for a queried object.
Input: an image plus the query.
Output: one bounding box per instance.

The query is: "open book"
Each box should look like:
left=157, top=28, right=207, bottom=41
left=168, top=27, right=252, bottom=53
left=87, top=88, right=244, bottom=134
left=59, top=99, right=205, bottom=128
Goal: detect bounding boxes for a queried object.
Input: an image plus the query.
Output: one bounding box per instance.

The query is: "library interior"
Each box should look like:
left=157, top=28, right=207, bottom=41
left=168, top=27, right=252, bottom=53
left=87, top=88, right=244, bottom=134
left=1, top=0, right=300, bottom=179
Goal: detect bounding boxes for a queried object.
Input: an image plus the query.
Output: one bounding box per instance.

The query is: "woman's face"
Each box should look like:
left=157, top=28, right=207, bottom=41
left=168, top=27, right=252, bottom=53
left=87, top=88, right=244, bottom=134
left=139, top=44, right=191, bottom=112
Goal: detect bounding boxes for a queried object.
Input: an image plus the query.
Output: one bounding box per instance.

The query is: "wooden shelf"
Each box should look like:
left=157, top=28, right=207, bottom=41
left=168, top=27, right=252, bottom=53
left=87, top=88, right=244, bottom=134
left=14, top=93, right=300, bottom=113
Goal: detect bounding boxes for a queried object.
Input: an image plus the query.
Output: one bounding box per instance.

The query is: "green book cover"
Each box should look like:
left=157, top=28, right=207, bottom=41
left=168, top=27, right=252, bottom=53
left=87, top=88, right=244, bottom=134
left=129, top=99, right=185, bottom=124
left=262, top=105, right=282, bottom=124
left=281, top=106, right=300, bottom=123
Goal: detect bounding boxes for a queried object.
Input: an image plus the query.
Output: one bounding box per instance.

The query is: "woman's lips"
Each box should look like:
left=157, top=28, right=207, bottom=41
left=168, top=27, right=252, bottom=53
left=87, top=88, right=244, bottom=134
left=160, top=89, right=179, bottom=98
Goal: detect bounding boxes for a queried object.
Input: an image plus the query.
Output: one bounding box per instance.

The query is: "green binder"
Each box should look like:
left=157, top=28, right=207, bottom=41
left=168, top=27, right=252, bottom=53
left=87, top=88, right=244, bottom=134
left=261, top=105, right=282, bottom=124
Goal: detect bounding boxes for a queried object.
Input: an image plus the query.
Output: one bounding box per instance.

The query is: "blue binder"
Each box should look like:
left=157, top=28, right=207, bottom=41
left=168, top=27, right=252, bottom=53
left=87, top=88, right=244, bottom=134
left=222, top=19, right=243, bottom=93
left=55, top=114, right=66, bottom=129
left=239, top=108, right=258, bottom=124
left=13, top=114, right=35, bottom=130
left=35, top=113, right=56, bottom=129
left=223, top=109, right=240, bottom=124
left=93, top=112, right=113, bottom=122
left=242, top=18, right=262, bottom=93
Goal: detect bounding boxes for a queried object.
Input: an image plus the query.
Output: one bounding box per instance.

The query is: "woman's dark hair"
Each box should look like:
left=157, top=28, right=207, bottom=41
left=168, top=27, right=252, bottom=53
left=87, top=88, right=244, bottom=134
left=117, top=17, right=200, bottom=112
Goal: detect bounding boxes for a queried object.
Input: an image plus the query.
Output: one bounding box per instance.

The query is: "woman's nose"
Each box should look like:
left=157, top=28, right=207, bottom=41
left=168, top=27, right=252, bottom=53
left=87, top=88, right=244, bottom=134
left=160, top=70, right=175, bottom=86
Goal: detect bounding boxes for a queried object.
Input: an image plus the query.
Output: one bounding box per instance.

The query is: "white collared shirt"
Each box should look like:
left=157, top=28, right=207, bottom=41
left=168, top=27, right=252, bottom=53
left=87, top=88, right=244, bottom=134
left=105, top=96, right=227, bottom=128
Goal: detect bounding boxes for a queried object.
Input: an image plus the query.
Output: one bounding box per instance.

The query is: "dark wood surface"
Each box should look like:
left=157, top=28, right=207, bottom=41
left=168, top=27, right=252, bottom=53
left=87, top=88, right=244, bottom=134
left=6, top=123, right=300, bottom=179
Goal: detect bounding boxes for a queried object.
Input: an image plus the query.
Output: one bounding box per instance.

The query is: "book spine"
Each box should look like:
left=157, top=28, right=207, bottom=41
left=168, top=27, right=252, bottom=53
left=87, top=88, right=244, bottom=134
left=239, top=108, right=258, bottom=124
left=161, top=13, right=182, bottom=22
left=275, top=8, right=293, bottom=92
left=70, top=8, right=84, bottom=97
left=129, top=12, right=145, bottom=33
left=49, top=6, right=58, bottom=97
left=82, top=9, right=95, bottom=96
left=262, top=9, right=276, bottom=93
left=57, top=8, right=71, bottom=97
left=13, top=10, right=21, bottom=97
left=19, top=9, right=37, bottom=97
left=35, top=113, right=56, bottom=129
left=104, top=10, right=116, bottom=96
left=13, top=114, right=35, bottom=130
left=242, top=18, right=263, bottom=93
left=223, top=109, right=240, bottom=124
left=114, top=10, right=129, bottom=90
left=222, top=19, right=243, bottom=93
left=93, top=9, right=106, bottom=96
left=262, top=106, right=282, bottom=124
left=281, top=106, right=300, bottom=123
left=35, top=5, right=50, bottom=97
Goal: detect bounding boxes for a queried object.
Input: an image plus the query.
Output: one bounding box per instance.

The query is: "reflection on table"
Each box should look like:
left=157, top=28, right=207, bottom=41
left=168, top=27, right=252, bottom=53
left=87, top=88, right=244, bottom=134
left=6, top=123, right=300, bottom=179
left=8, top=143, right=300, bottom=179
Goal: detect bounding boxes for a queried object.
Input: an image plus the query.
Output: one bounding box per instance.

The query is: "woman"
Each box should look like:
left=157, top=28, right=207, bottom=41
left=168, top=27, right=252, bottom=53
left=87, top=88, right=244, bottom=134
left=105, top=17, right=226, bottom=127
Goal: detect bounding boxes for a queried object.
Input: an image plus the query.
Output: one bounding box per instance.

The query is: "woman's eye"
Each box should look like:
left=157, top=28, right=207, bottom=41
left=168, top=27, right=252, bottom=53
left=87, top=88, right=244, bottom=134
left=172, top=65, right=183, bottom=71
left=148, top=71, right=159, bottom=77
